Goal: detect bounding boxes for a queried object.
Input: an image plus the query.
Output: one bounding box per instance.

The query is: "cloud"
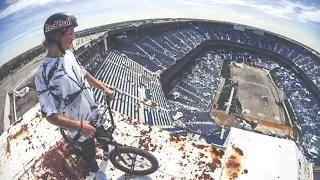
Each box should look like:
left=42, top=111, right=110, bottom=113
left=299, top=9, right=320, bottom=23
left=253, top=0, right=320, bottom=23
left=251, top=4, right=293, bottom=19
left=0, top=0, right=71, bottom=19
left=202, top=0, right=320, bottom=23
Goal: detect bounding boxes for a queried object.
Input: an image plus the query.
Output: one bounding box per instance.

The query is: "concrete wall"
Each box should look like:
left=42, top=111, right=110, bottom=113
left=2, top=93, right=11, bottom=133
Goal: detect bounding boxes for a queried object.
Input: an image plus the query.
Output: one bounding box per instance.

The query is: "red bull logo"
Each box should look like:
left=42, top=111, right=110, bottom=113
left=45, top=17, right=72, bottom=32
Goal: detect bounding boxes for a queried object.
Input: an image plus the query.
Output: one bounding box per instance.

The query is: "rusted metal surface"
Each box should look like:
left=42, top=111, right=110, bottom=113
left=0, top=104, right=226, bottom=179
left=221, top=128, right=312, bottom=180
left=0, top=103, right=313, bottom=180
left=225, top=143, right=247, bottom=180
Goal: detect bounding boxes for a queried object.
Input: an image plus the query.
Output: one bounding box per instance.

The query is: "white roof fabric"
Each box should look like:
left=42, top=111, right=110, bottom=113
left=221, top=127, right=312, bottom=180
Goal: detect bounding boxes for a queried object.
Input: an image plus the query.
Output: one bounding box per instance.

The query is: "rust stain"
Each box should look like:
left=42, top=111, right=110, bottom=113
left=169, top=133, right=187, bottom=150
left=191, top=142, right=208, bottom=149
left=225, top=143, right=248, bottom=180
left=6, top=139, right=11, bottom=154
left=140, top=126, right=152, bottom=136
left=199, top=173, right=215, bottom=180
left=244, top=116, right=292, bottom=131
left=6, top=124, right=28, bottom=154
left=169, top=133, right=186, bottom=143
left=138, top=126, right=157, bottom=152
left=193, top=145, right=225, bottom=179
left=122, top=116, right=140, bottom=128
left=138, top=136, right=151, bottom=151
left=35, top=112, right=42, bottom=118
left=210, top=145, right=225, bottom=158
left=31, top=140, right=88, bottom=179
left=208, top=145, right=225, bottom=168
left=232, top=144, right=244, bottom=156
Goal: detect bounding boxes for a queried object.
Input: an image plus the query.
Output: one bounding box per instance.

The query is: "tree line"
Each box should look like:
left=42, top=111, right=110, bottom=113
left=0, top=23, right=126, bottom=82
left=0, top=44, right=47, bottom=82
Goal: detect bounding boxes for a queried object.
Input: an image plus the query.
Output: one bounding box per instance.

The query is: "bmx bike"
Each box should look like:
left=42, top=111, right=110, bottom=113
left=60, top=97, right=159, bottom=177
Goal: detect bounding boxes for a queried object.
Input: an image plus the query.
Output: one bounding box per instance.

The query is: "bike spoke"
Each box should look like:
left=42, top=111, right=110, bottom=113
left=115, top=153, right=153, bottom=171
left=130, top=154, right=137, bottom=172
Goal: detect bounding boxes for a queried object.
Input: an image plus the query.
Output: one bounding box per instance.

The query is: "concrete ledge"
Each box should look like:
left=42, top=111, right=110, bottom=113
left=2, top=93, right=11, bottom=133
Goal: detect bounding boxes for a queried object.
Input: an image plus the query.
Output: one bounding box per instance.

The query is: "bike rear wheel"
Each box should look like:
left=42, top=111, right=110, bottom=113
left=109, top=146, right=159, bottom=175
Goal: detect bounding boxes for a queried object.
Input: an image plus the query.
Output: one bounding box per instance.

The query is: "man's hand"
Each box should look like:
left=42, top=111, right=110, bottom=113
left=80, top=121, right=96, bottom=139
left=102, top=87, right=114, bottom=100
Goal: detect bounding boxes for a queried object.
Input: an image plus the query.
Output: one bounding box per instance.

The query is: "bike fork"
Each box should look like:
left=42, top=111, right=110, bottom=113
left=114, top=145, right=137, bottom=179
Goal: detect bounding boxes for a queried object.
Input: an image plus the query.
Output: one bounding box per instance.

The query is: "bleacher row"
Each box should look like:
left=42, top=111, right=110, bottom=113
left=210, top=46, right=277, bottom=70
left=271, top=66, right=320, bottom=161
left=111, top=91, right=141, bottom=121
left=144, top=106, right=172, bottom=126
left=115, top=24, right=320, bottom=90
left=92, top=51, right=172, bottom=126
left=147, top=81, right=168, bottom=109
left=78, top=44, right=101, bottom=67
left=164, top=51, right=225, bottom=136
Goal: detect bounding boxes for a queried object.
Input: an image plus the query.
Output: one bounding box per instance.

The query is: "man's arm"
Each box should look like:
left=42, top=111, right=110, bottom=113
left=46, top=113, right=81, bottom=131
left=85, top=72, right=106, bottom=90
left=85, top=72, right=114, bottom=99
left=46, top=113, right=96, bottom=139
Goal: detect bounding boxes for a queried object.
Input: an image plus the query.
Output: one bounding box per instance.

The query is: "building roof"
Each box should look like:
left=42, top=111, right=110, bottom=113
left=0, top=103, right=314, bottom=180
left=222, top=127, right=312, bottom=180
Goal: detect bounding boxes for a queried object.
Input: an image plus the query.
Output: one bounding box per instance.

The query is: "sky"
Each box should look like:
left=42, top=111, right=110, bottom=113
left=0, top=0, right=320, bottom=67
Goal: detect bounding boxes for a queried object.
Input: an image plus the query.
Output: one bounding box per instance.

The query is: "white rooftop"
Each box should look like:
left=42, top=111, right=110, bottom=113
left=0, top=103, right=314, bottom=180
left=73, top=32, right=105, bottom=50
left=222, top=127, right=313, bottom=180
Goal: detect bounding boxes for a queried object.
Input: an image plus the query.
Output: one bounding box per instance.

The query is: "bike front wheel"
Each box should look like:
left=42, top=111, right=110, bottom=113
left=109, top=146, right=159, bottom=175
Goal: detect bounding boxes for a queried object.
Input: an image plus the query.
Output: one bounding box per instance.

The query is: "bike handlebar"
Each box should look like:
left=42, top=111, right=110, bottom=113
left=102, top=96, right=115, bottom=133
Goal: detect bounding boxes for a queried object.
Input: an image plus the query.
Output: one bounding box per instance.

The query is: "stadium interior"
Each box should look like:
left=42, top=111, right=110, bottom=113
left=1, top=18, right=319, bottom=179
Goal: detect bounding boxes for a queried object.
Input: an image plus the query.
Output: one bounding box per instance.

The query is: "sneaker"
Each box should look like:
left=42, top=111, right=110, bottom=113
left=94, top=170, right=112, bottom=180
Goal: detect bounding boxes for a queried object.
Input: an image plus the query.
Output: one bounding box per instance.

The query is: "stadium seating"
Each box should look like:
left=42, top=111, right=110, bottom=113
left=90, top=23, right=320, bottom=156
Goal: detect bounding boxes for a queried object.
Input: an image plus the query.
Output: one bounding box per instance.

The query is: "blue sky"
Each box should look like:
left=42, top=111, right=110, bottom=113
left=0, top=0, right=320, bottom=66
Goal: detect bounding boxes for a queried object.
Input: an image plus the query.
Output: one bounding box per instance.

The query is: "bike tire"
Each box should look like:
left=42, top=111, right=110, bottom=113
left=109, top=146, right=159, bottom=175
left=60, top=128, right=82, bottom=153
left=60, top=128, right=72, bottom=143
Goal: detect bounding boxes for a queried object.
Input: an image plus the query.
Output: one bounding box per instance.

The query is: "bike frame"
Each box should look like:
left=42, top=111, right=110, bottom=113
left=94, top=130, right=129, bottom=166
left=69, top=97, right=134, bottom=168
